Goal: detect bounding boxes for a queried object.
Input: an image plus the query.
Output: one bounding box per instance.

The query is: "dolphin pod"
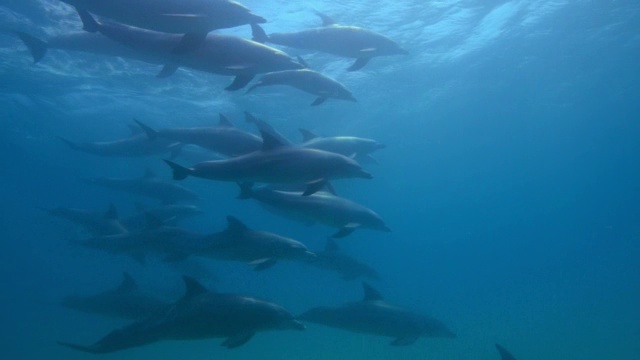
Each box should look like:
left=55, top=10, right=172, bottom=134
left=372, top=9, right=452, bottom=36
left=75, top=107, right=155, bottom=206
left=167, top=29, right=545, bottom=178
left=59, top=276, right=304, bottom=353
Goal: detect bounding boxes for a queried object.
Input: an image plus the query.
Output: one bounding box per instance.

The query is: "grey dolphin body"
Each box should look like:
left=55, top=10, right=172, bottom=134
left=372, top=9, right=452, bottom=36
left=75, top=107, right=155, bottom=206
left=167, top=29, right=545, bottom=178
left=135, top=114, right=262, bottom=157
left=62, top=0, right=265, bottom=34
left=194, top=216, right=316, bottom=271
left=496, top=344, right=518, bottom=360
left=311, top=239, right=380, bottom=280
left=59, top=123, right=180, bottom=158
left=86, top=169, right=199, bottom=205
left=59, top=277, right=305, bottom=354
left=298, top=283, right=455, bottom=346
left=76, top=11, right=304, bottom=90
left=45, top=203, right=128, bottom=236
left=299, top=129, right=385, bottom=164
left=247, top=69, right=356, bottom=106
left=164, top=130, right=372, bottom=196
left=238, top=185, right=389, bottom=238
left=251, top=13, right=407, bottom=71
left=61, top=272, right=168, bottom=320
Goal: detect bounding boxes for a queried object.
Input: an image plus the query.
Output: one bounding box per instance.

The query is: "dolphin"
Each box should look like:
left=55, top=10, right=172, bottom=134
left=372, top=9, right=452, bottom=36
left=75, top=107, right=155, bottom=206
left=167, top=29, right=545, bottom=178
left=134, top=114, right=262, bottom=157
left=237, top=184, right=390, bottom=238
left=496, top=344, right=518, bottom=360
left=298, top=283, right=455, bottom=346
left=164, top=130, right=372, bottom=196
left=121, top=203, right=204, bottom=231
left=58, top=122, right=181, bottom=158
left=59, top=276, right=305, bottom=353
left=194, top=216, right=316, bottom=271
left=86, top=169, right=199, bottom=205
left=61, top=0, right=266, bottom=35
left=310, top=238, right=380, bottom=280
left=76, top=10, right=304, bottom=90
left=61, top=272, right=168, bottom=320
left=247, top=69, right=357, bottom=106
left=299, top=128, right=385, bottom=164
left=44, top=203, right=128, bottom=236
left=251, top=12, right=407, bottom=71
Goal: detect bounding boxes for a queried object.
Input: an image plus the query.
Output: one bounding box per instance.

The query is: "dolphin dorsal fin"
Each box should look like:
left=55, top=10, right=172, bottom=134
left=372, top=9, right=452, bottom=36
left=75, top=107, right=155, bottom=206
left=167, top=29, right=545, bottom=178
left=143, top=168, right=156, bottom=179
left=325, top=238, right=340, bottom=252
left=182, top=276, right=208, bottom=299
left=104, top=203, right=119, bottom=220
left=117, top=272, right=137, bottom=293
left=218, top=114, right=234, bottom=127
left=314, top=11, right=337, bottom=26
left=226, top=216, right=249, bottom=234
left=362, top=282, right=383, bottom=301
left=260, top=129, right=287, bottom=151
left=299, top=128, right=319, bottom=142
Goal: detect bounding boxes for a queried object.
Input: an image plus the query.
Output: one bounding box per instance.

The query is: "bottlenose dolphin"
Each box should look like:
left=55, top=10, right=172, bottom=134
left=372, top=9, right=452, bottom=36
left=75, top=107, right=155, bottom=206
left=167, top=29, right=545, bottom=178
left=61, top=272, right=168, bottom=320
left=76, top=10, right=304, bottom=90
left=164, top=130, right=372, bottom=196
left=298, top=283, right=455, bottom=346
left=238, top=184, right=390, bottom=238
left=194, top=216, right=316, bottom=271
left=247, top=69, right=356, bottom=106
left=496, top=344, right=518, bottom=360
left=135, top=114, right=262, bottom=157
left=299, top=128, right=385, bottom=164
left=86, top=169, right=199, bottom=205
left=45, top=203, right=128, bottom=236
left=251, top=12, right=407, bottom=71
left=61, top=0, right=266, bottom=35
left=59, top=122, right=181, bottom=158
left=59, top=276, right=305, bottom=353
left=311, top=238, right=380, bottom=280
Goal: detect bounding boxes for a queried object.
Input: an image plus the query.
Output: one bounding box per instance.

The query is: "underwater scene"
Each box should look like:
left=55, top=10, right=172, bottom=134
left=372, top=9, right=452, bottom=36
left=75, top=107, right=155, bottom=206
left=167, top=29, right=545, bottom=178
left=1, top=0, right=639, bottom=359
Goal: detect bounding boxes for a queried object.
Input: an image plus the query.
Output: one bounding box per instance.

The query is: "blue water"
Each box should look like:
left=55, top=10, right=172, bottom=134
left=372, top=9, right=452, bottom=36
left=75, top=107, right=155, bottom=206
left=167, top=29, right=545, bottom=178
left=1, top=0, right=639, bottom=359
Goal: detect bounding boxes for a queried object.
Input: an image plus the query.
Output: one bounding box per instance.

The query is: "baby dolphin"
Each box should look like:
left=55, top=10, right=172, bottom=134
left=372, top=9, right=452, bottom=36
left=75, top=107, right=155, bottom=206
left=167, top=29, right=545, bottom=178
left=62, top=0, right=266, bottom=53
left=311, top=238, right=380, bottom=280
left=165, top=130, right=372, bottom=197
left=251, top=12, right=407, bottom=71
left=496, top=344, right=518, bottom=360
left=247, top=69, right=356, bottom=106
left=237, top=184, right=390, bottom=238
left=59, top=276, right=305, bottom=354
left=86, top=169, right=199, bottom=204
left=195, top=216, right=316, bottom=271
left=298, top=283, right=455, bottom=346
left=61, top=272, right=168, bottom=320
left=135, top=114, right=262, bottom=157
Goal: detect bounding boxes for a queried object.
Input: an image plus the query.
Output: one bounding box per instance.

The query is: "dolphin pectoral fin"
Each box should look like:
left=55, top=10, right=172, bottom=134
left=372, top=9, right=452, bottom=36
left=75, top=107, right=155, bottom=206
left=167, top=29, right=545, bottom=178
left=347, top=58, right=371, bottom=71
left=390, top=336, right=419, bottom=346
left=311, top=97, right=328, bottom=106
left=58, top=341, right=100, bottom=354
left=221, top=332, right=255, bottom=348
left=76, top=7, right=99, bottom=33
left=249, top=257, right=277, bottom=271
left=331, top=223, right=361, bottom=238
left=495, top=344, right=518, bottom=360
left=225, top=74, right=254, bottom=91
left=303, top=179, right=328, bottom=196
left=156, top=63, right=180, bottom=78
left=172, top=32, right=208, bottom=55
left=16, top=32, right=48, bottom=63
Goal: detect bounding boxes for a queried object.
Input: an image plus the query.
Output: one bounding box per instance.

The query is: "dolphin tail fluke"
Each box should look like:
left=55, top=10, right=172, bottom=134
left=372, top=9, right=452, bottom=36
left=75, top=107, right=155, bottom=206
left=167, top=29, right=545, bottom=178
left=16, top=32, right=47, bottom=63
left=311, top=97, right=328, bottom=106
left=163, top=160, right=191, bottom=180
left=236, top=182, right=254, bottom=199
left=133, top=119, right=159, bottom=140
left=172, top=32, right=207, bottom=54
left=495, top=344, right=518, bottom=360
left=347, top=57, right=371, bottom=71
left=225, top=74, right=254, bottom=91
left=250, top=23, right=269, bottom=43
left=75, top=7, right=99, bottom=33
left=57, top=341, right=101, bottom=354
